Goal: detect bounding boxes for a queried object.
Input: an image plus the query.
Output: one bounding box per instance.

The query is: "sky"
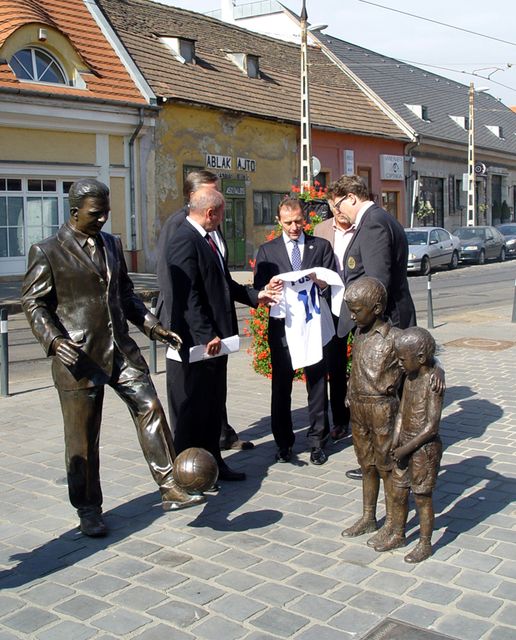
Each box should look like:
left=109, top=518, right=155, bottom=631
left=155, top=0, right=516, bottom=107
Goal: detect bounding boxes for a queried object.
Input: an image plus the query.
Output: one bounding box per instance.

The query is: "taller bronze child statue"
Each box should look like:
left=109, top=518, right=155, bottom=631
left=21, top=178, right=205, bottom=538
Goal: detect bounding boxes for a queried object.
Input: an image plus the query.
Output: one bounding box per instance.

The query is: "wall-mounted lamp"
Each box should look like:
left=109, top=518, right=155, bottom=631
left=38, top=28, right=48, bottom=42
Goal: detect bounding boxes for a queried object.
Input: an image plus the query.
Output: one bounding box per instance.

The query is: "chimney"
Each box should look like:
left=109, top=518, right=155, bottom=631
left=220, top=0, right=235, bottom=23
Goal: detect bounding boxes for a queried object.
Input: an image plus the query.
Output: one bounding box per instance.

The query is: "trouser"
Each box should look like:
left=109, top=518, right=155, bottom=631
left=166, top=358, right=238, bottom=448
left=270, top=342, right=329, bottom=450
left=327, top=330, right=351, bottom=427
left=167, top=356, right=227, bottom=465
left=58, top=369, right=176, bottom=516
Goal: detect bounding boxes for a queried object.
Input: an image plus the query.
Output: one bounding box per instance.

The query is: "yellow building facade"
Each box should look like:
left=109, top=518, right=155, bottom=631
left=152, top=103, right=299, bottom=267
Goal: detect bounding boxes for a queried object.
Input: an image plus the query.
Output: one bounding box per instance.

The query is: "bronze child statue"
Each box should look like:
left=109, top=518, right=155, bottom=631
left=341, top=277, right=444, bottom=552
left=389, top=327, right=444, bottom=563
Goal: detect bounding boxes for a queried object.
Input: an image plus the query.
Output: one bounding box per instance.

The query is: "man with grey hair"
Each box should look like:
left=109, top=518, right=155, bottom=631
left=157, top=169, right=253, bottom=452
left=160, top=187, right=278, bottom=481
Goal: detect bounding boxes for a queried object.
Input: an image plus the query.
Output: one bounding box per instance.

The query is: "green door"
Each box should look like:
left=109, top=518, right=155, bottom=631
left=222, top=179, right=246, bottom=267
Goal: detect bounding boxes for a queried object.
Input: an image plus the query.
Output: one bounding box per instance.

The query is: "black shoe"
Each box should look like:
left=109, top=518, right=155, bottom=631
left=221, top=438, right=255, bottom=451
left=345, top=467, right=363, bottom=480
left=79, top=513, right=108, bottom=537
left=218, top=465, right=246, bottom=481
left=275, top=447, right=292, bottom=463
left=310, top=447, right=328, bottom=465
left=330, top=424, right=349, bottom=443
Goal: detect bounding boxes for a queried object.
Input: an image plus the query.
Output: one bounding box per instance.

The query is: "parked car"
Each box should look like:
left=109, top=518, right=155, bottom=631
left=496, top=223, right=516, bottom=257
left=405, top=227, right=460, bottom=275
left=453, top=226, right=506, bottom=264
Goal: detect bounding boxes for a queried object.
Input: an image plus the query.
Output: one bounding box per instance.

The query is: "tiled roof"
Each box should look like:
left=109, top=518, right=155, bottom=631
left=315, top=32, right=516, bottom=155
left=96, top=0, right=408, bottom=140
left=0, top=0, right=146, bottom=104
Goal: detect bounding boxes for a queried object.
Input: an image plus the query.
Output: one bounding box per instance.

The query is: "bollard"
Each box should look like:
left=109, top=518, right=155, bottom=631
left=512, top=278, right=516, bottom=323
left=149, top=296, right=158, bottom=374
left=427, top=274, right=434, bottom=329
left=0, top=308, right=9, bottom=397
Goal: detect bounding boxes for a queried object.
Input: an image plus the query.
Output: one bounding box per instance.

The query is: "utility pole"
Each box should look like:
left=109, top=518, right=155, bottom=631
left=299, top=0, right=312, bottom=191
left=466, top=82, right=476, bottom=226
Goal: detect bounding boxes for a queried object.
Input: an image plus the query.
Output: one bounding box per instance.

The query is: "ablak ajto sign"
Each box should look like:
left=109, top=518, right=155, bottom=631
left=206, top=154, right=257, bottom=172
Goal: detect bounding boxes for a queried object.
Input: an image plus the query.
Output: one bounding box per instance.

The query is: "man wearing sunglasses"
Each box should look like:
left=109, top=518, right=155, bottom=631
left=326, top=175, right=416, bottom=480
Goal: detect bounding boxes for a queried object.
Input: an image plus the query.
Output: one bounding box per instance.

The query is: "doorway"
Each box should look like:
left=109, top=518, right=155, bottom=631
left=221, top=179, right=246, bottom=267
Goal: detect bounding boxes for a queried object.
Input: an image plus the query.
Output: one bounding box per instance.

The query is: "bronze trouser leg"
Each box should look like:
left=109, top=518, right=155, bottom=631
left=414, top=493, right=434, bottom=539
left=110, top=372, right=176, bottom=488
left=362, top=466, right=380, bottom=518
left=58, top=386, right=104, bottom=516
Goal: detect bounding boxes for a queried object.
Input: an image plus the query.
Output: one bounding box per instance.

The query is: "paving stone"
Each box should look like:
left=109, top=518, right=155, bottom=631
left=3, top=606, right=58, bottom=634
left=453, top=569, right=502, bottom=593
left=35, top=620, right=97, bottom=640
left=76, top=574, right=130, bottom=597
left=147, top=600, right=208, bottom=628
left=485, top=626, right=516, bottom=640
left=324, top=562, right=376, bottom=585
left=497, top=602, right=516, bottom=627
left=259, top=542, right=303, bottom=562
left=216, top=549, right=261, bottom=569
left=135, top=567, right=188, bottom=590
left=248, top=583, right=304, bottom=607
left=434, top=613, right=491, bottom=640
left=330, top=607, right=380, bottom=635
left=169, top=578, right=225, bottom=606
left=111, top=585, right=167, bottom=610
left=409, top=582, right=462, bottom=606
left=92, top=609, right=151, bottom=635
left=214, top=569, right=263, bottom=592
left=209, top=593, right=266, bottom=621
left=0, top=630, right=25, bottom=640
left=391, top=604, right=441, bottom=628
left=115, top=540, right=163, bottom=558
left=287, top=571, right=340, bottom=595
left=192, top=614, right=248, bottom=639
left=251, top=606, right=309, bottom=637
left=295, top=624, right=354, bottom=640
left=0, top=595, right=22, bottom=617
left=288, top=594, right=344, bottom=621
left=494, top=560, right=516, bottom=579
left=95, top=556, right=153, bottom=579
left=456, top=593, right=504, bottom=617
left=348, top=590, right=403, bottom=617
left=54, top=594, right=112, bottom=620
left=131, top=623, right=195, bottom=640
left=249, top=560, right=297, bottom=580
left=413, top=560, right=462, bottom=583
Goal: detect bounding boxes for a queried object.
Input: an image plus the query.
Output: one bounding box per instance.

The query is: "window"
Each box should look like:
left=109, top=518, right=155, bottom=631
left=485, top=125, right=504, bottom=139
left=9, top=48, right=67, bottom=85
left=381, top=191, right=399, bottom=218
left=253, top=191, right=284, bottom=225
left=158, top=37, right=196, bottom=64
left=0, top=178, right=74, bottom=259
left=405, top=104, right=431, bottom=122
left=227, top=53, right=260, bottom=78
left=449, top=115, right=469, bottom=130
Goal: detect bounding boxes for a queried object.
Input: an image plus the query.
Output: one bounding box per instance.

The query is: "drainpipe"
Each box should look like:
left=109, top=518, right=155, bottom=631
left=129, top=107, right=144, bottom=272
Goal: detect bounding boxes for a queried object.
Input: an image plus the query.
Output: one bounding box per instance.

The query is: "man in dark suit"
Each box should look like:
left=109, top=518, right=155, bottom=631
left=160, top=188, right=277, bottom=481
left=21, top=179, right=205, bottom=538
left=157, top=169, right=253, bottom=452
left=326, top=175, right=417, bottom=479
left=254, top=197, right=336, bottom=465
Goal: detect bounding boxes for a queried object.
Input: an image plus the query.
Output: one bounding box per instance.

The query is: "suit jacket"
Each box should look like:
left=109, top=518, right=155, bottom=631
left=253, top=233, right=336, bottom=347
left=21, top=223, right=157, bottom=390
left=313, top=217, right=335, bottom=248
left=156, top=206, right=228, bottom=328
left=161, top=219, right=258, bottom=360
left=338, top=204, right=416, bottom=336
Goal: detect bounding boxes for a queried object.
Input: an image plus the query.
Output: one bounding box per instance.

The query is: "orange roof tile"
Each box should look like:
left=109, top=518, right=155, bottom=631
left=0, top=0, right=146, bottom=104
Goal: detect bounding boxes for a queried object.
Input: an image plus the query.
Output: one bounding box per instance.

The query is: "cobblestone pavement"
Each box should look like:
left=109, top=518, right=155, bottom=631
left=0, top=287, right=515, bottom=639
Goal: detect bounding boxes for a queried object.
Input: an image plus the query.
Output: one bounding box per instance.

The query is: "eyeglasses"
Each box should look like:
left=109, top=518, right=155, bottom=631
left=329, top=195, right=349, bottom=214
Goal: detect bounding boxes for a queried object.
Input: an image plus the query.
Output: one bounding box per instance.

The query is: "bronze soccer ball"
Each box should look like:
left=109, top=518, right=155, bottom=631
left=172, top=447, right=219, bottom=493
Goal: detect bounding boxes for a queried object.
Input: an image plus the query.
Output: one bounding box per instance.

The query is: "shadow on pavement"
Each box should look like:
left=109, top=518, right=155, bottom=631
left=0, top=492, right=183, bottom=589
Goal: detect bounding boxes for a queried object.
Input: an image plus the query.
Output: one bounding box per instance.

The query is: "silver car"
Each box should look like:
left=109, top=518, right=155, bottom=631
left=405, top=227, right=460, bottom=275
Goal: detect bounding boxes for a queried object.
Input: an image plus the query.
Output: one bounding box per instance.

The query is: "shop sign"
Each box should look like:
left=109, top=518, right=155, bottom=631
left=380, top=154, right=404, bottom=181
left=236, top=157, right=256, bottom=172
left=206, top=154, right=232, bottom=170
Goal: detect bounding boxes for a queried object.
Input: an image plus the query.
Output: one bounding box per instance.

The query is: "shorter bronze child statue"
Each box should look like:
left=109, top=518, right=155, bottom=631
left=341, top=277, right=444, bottom=552
left=388, top=327, right=444, bottom=563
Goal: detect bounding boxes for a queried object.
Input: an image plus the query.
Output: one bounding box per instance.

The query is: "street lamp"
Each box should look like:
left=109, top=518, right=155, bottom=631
left=466, top=82, right=489, bottom=226
left=299, top=0, right=312, bottom=191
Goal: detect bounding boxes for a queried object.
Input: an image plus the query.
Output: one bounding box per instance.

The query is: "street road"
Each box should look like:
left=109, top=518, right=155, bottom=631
left=2, top=260, right=515, bottom=388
